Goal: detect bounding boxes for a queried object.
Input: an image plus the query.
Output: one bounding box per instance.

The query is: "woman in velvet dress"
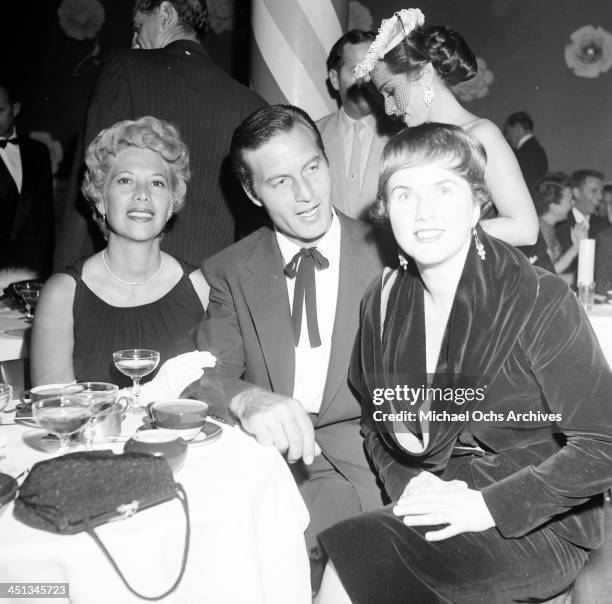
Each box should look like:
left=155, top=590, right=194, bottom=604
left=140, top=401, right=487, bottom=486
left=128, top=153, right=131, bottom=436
left=316, top=124, right=612, bottom=603
left=32, top=117, right=209, bottom=387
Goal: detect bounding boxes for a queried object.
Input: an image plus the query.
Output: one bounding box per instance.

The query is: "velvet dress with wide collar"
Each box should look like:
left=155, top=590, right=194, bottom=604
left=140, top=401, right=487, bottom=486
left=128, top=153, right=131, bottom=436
left=353, top=227, right=612, bottom=548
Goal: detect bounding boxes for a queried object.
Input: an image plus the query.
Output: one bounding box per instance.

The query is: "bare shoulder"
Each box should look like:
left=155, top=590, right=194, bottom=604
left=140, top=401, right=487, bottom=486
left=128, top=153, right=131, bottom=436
left=188, top=268, right=210, bottom=311
left=40, top=273, right=76, bottom=305
left=463, top=118, right=505, bottom=146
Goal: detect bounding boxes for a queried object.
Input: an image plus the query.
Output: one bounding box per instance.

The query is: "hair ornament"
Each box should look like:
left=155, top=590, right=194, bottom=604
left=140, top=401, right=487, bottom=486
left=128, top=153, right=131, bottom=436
left=354, top=8, right=425, bottom=81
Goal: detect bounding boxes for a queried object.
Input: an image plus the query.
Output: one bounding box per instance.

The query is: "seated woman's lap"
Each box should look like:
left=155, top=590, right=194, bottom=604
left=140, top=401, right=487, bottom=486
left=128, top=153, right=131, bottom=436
left=320, top=504, right=587, bottom=604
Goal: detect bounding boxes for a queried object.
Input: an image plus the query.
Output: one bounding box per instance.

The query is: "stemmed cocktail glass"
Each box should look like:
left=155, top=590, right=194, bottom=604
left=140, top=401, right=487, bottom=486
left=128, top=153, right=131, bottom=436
left=113, top=349, right=160, bottom=408
left=13, top=280, right=43, bottom=322
left=32, top=395, right=93, bottom=454
left=61, top=382, right=125, bottom=449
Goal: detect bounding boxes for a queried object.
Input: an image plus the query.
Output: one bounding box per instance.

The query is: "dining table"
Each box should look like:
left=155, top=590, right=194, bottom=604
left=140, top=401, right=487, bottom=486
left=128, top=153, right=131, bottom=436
left=0, top=412, right=311, bottom=603
left=587, top=302, right=612, bottom=367
left=0, top=300, right=29, bottom=363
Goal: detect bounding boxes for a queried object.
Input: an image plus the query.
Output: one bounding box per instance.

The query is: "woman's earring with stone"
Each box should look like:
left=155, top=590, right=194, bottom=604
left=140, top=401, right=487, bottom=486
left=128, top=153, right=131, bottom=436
left=423, top=79, right=434, bottom=107
left=473, top=227, right=486, bottom=260
left=398, top=252, right=409, bottom=270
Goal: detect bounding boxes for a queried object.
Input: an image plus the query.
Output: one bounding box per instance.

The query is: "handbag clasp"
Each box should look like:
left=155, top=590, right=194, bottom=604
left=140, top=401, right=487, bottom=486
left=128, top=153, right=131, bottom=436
left=114, top=500, right=140, bottom=520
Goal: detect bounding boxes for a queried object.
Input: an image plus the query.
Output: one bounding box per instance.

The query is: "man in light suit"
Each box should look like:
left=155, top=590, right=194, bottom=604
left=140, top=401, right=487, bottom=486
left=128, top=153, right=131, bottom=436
left=54, top=0, right=265, bottom=270
left=186, top=105, right=385, bottom=584
left=0, top=80, right=54, bottom=275
left=317, top=30, right=397, bottom=221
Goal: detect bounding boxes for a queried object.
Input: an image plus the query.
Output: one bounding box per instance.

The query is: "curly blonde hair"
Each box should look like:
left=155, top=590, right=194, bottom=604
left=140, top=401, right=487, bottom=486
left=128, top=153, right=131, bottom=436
left=81, top=116, right=190, bottom=238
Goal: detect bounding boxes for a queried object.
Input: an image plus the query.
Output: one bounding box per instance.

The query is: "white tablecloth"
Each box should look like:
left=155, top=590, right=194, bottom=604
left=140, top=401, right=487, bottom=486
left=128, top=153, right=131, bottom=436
left=0, top=301, right=29, bottom=362
left=588, top=304, right=612, bottom=367
left=0, top=420, right=311, bottom=604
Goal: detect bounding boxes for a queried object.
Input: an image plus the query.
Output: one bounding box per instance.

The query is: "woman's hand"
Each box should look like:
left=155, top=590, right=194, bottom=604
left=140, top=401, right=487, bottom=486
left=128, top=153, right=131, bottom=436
left=570, top=222, right=589, bottom=248
left=393, top=471, right=495, bottom=541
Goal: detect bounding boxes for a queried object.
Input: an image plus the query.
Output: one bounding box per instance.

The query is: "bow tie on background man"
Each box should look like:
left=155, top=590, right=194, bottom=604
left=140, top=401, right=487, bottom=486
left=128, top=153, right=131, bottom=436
left=284, top=247, right=329, bottom=348
left=0, top=137, right=19, bottom=149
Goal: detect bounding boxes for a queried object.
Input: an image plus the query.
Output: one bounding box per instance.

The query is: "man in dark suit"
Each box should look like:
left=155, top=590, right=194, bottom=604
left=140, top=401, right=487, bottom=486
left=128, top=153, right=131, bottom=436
left=0, top=80, right=54, bottom=275
left=54, top=0, right=265, bottom=270
left=504, top=111, right=548, bottom=194
left=185, top=105, right=385, bottom=583
left=555, top=169, right=606, bottom=281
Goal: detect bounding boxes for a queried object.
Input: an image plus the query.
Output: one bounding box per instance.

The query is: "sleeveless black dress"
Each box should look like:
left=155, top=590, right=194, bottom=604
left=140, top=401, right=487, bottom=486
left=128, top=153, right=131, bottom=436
left=63, top=258, right=205, bottom=386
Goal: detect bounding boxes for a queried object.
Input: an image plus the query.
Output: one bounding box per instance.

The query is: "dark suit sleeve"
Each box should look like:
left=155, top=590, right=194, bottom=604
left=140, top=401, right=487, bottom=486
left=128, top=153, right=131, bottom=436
left=54, top=52, right=134, bottom=270
left=482, top=277, right=612, bottom=537
left=181, top=260, right=253, bottom=420
left=11, top=142, right=54, bottom=275
left=595, top=230, right=612, bottom=294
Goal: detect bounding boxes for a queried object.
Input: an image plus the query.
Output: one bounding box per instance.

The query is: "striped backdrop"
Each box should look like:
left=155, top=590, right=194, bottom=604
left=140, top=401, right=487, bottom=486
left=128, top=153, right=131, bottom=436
left=251, top=0, right=348, bottom=121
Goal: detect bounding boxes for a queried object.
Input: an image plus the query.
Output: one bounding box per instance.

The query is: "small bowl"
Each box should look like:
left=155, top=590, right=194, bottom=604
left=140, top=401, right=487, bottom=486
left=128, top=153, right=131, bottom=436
left=124, top=430, right=188, bottom=473
left=147, top=399, right=209, bottom=441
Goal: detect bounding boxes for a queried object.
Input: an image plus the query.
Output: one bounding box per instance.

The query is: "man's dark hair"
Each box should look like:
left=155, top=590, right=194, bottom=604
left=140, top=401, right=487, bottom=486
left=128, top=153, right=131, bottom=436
left=571, top=169, right=604, bottom=189
left=133, top=0, right=208, bottom=32
left=0, top=77, right=18, bottom=104
left=505, top=111, right=534, bottom=132
left=230, top=104, right=327, bottom=199
left=326, top=29, right=376, bottom=73
left=603, top=183, right=612, bottom=196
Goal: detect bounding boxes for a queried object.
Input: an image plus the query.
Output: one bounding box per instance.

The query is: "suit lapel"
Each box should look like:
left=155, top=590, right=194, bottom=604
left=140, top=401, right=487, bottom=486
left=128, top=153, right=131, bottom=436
left=318, top=215, right=378, bottom=420
left=360, top=132, right=387, bottom=207
left=241, top=228, right=296, bottom=397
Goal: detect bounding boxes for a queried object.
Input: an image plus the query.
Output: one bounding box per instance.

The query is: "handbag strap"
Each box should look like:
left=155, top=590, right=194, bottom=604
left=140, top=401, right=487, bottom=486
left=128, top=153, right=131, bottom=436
left=86, top=484, right=191, bottom=601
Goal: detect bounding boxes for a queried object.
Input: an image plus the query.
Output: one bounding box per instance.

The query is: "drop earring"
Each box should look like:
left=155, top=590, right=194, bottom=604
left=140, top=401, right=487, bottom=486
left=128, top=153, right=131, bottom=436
left=423, top=79, right=434, bottom=107
left=398, top=252, right=409, bottom=270
left=473, top=227, right=486, bottom=260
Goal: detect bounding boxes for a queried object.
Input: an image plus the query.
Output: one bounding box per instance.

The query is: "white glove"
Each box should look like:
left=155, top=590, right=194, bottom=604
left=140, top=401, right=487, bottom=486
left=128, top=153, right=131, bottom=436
left=137, top=351, right=217, bottom=405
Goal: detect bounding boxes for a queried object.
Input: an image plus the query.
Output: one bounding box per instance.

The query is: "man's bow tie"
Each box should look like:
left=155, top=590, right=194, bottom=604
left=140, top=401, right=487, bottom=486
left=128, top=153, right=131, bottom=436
left=0, top=137, right=19, bottom=149
left=284, top=247, right=329, bottom=347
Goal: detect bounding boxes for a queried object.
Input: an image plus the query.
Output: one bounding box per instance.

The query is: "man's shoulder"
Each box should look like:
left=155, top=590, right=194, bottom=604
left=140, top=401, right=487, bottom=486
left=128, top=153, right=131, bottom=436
left=596, top=225, right=612, bottom=244
left=337, top=212, right=385, bottom=270
left=316, top=111, right=340, bottom=139
left=203, top=227, right=273, bottom=273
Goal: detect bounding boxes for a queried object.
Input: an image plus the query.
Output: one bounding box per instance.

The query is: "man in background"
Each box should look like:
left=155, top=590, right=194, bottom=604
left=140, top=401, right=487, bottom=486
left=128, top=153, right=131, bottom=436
left=504, top=111, right=548, bottom=193
left=54, top=0, right=265, bottom=270
left=556, top=169, right=606, bottom=281
left=317, top=30, right=396, bottom=221
left=0, top=79, right=54, bottom=276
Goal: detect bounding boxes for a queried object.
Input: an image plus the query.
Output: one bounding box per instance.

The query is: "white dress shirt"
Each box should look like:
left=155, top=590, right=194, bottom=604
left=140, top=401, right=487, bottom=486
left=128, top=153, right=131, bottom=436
left=275, top=213, right=341, bottom=414
left=516, top=133, right=534, bottom=150
left=0, top=128, right=23, bottom=193
left=572, top=207, right=590, bottom=227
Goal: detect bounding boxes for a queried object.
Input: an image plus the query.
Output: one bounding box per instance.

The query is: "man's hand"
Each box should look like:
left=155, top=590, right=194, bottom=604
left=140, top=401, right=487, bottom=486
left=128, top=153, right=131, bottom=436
left=393, top=471, right=495, bottom=542
left=230, top=387, right=321, bottom=464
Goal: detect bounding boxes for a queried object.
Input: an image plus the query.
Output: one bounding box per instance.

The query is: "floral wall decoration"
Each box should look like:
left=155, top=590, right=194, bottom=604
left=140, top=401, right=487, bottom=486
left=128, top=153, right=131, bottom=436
left=451, top=57, right=494, bottom=102
left=29, top=132, right=64, bottom=177
left=348, top=1, right=374, bottom=31
left=57, top=0, right=105, bottom=76
left=207, top=0, right=234, bottom=34
left=565, top=25, right=612, bottom=78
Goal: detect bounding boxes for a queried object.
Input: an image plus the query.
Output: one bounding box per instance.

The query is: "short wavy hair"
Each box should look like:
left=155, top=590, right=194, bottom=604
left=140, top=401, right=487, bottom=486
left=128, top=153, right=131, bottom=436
left=372, top=122, right=491, bottom=222
left=81, top=116, right=190, bottom=238
left=533, top=172, right=570, bottom=216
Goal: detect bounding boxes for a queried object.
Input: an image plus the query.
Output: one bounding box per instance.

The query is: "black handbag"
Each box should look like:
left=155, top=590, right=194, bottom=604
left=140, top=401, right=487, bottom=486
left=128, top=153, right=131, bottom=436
left=14, top=450, right=190, bottom=601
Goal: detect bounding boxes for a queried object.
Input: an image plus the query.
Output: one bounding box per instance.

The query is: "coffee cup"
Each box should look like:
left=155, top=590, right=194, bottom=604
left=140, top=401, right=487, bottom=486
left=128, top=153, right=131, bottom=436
left=124, top=430, right=188, bottom=473
left=147, top=399, right=209, bottom=441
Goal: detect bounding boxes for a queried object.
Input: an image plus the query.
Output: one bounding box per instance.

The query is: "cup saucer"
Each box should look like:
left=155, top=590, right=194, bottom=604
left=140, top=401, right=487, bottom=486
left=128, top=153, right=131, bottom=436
left=142, top=419, right=222, bottom=446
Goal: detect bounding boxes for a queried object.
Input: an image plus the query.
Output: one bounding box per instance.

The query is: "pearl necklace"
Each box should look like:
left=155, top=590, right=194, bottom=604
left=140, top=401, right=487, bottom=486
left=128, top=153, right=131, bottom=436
left=102, top=250, right=164, bottom=285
